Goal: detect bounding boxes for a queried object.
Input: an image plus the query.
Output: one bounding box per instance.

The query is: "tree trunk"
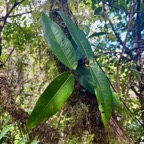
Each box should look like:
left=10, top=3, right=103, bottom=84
left=47, top=1, right=132, bottom=143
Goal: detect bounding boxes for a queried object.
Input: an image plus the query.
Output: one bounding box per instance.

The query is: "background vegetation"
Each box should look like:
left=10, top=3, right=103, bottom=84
left=0, top=0, right=144, bottom=143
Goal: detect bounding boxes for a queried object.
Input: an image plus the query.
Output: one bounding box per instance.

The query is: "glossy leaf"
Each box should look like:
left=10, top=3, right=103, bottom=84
left=58, top=11, right=93, bottom=61
left=90, top=63, right=113, bottom=127
left=75, top=66, right=95, bottom=94
left=26, top=72, right=74, bottom=129
left=41, top=12, right=78, bottom=70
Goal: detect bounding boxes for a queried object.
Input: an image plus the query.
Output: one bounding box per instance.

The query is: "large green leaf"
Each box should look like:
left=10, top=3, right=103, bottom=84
left=26, top=72, right=74, bottom=129
left=75, top=66, right=119, bottom=107
left=41, top=12, right=78, bottom=70
left=75, top=66, right=95, bottom=94
left=90, top=63, right=113, bottom=127
left=58, top=11, right=93, bottom=61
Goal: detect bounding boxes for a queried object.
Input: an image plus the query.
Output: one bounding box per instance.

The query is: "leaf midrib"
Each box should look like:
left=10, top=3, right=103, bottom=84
left=43, top=16, right=74, bottom=69
left=59, top=12, right=91, bottom=60
left=50, top=22, right=73, bottom=69
left=68, top=22, right=90, bottom=59
left=33, top=74, right=72, bottom=123
left=92, top=68, right=113, bottom=118
left=91, top=66, right=107, bottom=112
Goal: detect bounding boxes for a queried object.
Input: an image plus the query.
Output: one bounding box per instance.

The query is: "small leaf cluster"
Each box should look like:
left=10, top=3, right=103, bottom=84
left=26, top=11, right=114, bottom=129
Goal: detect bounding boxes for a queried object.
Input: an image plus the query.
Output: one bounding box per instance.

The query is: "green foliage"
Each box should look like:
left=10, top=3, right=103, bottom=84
left=0, top=116, right=15, bottom=140
left=2, top=0, right=143, bottom=142
left=41, top=12, right=78, bottom=70
left=89, top=32, right=106, bottom=38
left=63, top=132, right=94, bottom=144
left=94, top=6, right=102, bottom=15
left=0, top=124, right=14, bottom=140
left=91, top=0, right=101, bottom=9
left=26, top=72, right=74, bottom=129
left=114, top=0, right=127, bottom=11
left=90, top=63, right=113, bottom=127
left=75, top=65, right=95, bottom=94
left=27, top=11, right=114, bottom=129
left=58, top=11, right=93, bottom=61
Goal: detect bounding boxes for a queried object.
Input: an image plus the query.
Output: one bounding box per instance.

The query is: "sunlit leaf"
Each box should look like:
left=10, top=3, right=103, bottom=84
left=26, top=72, right=74, bottom=129
left=0, top=123, right=15, bottom=139
left=17, top=138, right=27, bottom=144
left=58, top=11, right=93, bottom=61
left=90, top=63, right=113, bottom=127
left=41, top=12, right=78, bottom=70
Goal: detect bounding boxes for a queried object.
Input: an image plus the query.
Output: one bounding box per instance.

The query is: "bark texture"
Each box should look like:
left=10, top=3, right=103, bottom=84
left=47, top=1, right=132, bottom=143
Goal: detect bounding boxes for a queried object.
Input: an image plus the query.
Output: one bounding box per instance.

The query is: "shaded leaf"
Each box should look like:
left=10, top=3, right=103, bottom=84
left=41, top=12, right=78, bottom=70
left=76, top=48, right=85, bottom=60
left=58, top=11, right=93, bottom=61
left=75, top=66, right=95, bottom=94
left=90, top=63, right=113, bottom=127
left=26, top=72, right=74, bottom=129
left=89, top=32, right=106, bottom=38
